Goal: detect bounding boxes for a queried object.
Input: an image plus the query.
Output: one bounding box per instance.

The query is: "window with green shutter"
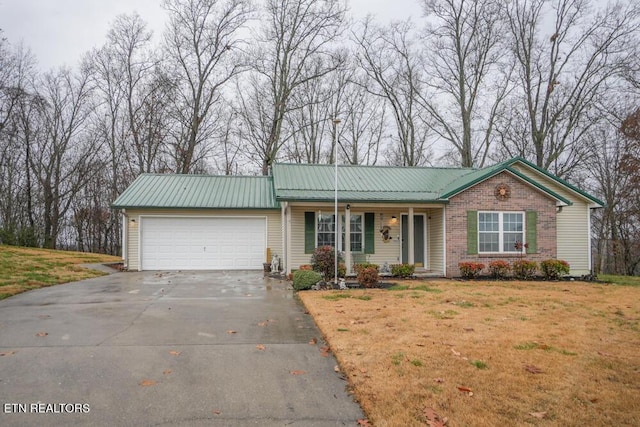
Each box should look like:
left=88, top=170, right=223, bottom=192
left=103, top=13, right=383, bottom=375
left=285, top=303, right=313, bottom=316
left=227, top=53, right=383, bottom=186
left=526, top=211, right=537, bottom=254
left=304, top=212, right=315, bottom=254
left=467, top=210, right=478, bottom=255
left=364, top=212, right=375, bottom=254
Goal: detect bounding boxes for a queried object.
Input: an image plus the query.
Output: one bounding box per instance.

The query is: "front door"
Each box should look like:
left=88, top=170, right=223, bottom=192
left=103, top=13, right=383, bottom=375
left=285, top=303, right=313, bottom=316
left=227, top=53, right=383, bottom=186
left=401, top=214, right=425, bottom=267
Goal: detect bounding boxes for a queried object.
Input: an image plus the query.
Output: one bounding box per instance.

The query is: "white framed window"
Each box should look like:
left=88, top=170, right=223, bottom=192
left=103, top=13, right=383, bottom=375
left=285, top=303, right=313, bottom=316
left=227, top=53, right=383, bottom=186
left=341, top=214, right=363, bottom=253
left=317, top=214, right=336, bottom=247
left=316, top=213, right=364, bottom=252
left=478, top=211, right=524, bottom=253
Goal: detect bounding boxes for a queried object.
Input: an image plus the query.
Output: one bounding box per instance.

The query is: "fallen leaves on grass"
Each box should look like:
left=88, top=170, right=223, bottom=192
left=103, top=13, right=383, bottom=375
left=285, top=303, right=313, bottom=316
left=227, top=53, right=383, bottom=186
left=529, top=411, right=547, bottom=419
left=290, top=370, right=306, bottom=375
left=451, top=348, right=461, bottom=356
left=525, top=364, right=544, bottom=374
left=139, top=379, right=157, bottom=386
left=357, top=419, right=372, bottom=426
left=35, top=332, right=48, bottom=337
left=434, top=378, right=445, bottom=383
left=457, top=386, right=474, bottom=396
left=424, top=407, right=448, bottom=426
left=309, top=337, right=317, bottom=345
left=320, top=346, right=330, bottom=357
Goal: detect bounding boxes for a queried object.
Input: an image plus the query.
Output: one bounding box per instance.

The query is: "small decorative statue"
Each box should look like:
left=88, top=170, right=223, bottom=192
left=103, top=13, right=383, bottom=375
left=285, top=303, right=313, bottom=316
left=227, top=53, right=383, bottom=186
left=381, top=262, right=390, bottom=274
left=339, top=278, right=347, bottom=290
left=270, top=254, right=280, bottom=272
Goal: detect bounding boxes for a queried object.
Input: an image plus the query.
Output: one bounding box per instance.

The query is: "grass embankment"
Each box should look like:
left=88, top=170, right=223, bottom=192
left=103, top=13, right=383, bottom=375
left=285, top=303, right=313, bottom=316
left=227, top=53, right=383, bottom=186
left=300, top=278, right=640, bottom=426
left=0, top=245, right=121, bottom=299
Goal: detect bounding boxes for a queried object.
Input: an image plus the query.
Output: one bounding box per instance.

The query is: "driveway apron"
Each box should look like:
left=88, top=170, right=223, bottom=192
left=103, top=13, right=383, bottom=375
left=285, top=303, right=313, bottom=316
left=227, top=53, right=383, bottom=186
left=0, top=270, right=364, bottom=426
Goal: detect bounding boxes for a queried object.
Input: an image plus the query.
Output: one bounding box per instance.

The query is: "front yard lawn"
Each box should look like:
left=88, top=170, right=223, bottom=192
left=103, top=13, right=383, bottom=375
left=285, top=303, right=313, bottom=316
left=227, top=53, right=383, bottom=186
left=299, top=279, right=640, bottom=426
left=0, top=245, right=121, bottom=299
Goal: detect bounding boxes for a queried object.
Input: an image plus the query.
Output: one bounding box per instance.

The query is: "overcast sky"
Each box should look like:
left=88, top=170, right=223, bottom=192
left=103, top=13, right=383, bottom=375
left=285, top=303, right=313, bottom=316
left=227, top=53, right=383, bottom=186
left=0, top=0, right=423, bottom=71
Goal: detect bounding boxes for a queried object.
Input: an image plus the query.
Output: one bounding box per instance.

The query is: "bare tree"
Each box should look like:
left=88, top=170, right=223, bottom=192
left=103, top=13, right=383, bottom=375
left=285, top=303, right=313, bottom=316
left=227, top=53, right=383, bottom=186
left=500, top=0, right=640, bottom=177
left=0, top=36, right=40, bottom=246
left=284, top=63, right=334, bottom=164
left=163, top=0, right=252, bottom=174
left=239, top=0, right=347, bottom=174
left=420, top=0, right=511, bottom=167
left=353, top=18, right=431, bottom=166
left=328, top=64, right=386, bottom=165
left=28, top=68, right=99, bottom=249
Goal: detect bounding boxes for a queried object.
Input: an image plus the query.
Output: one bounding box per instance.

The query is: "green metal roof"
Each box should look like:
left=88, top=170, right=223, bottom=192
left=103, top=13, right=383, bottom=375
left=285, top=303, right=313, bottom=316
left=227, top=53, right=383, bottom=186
left=272, top=163, right=474, bottom=202
left=111, top=158, right=604, bottom=209
left=439, top=157, right=604, bottom=207
left=111, top=174, right=280, bottom=209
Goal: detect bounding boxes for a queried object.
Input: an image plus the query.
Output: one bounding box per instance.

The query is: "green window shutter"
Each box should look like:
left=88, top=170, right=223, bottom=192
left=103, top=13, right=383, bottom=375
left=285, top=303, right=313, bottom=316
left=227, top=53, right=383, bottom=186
left=467, top=210, right=478, bottom=255
left=304, top=211, right=315, bottom=254
left=526, top=211, right=537, bottom=254
left=364, top=212, right=375, bottom=254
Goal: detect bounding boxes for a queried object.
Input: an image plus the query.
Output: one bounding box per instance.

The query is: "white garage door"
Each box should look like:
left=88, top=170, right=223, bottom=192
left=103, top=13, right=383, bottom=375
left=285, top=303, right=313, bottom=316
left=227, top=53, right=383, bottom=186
left=140, top=217, right=266, bottom=270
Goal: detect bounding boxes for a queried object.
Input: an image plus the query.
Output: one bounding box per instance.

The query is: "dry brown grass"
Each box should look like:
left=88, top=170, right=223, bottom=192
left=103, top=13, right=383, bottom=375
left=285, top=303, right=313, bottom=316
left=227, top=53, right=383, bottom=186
left=299, top=280, right=640, bottom=426
left=0, top=245, right=120, bottom=299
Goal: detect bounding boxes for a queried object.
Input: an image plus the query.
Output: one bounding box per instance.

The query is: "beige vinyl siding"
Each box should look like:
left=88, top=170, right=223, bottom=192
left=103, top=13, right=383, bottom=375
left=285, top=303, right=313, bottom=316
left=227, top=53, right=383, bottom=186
left=510, top=165, right=592, bottom=274
left=127, top=216, right=140, bottom=270
left=289, top=205, right=445, bottom=273
left=124, top=209, right=282, bottom=271
left=427, top=208, right=444, bottom=275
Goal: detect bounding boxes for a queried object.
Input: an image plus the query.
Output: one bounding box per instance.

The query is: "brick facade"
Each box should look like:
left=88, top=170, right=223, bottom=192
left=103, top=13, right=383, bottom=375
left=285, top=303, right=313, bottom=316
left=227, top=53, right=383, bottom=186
left=445, top=172, right=557, bottom=277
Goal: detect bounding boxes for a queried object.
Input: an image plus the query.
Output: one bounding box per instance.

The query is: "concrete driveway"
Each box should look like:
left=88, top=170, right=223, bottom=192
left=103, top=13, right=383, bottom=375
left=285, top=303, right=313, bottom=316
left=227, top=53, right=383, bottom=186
left=0, top=270, right=364, bottom=426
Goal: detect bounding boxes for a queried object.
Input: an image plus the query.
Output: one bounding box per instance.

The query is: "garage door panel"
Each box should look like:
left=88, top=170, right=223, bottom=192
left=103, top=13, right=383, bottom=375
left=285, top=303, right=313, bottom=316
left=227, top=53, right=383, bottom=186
left=140, top=217, right=266, bottom=270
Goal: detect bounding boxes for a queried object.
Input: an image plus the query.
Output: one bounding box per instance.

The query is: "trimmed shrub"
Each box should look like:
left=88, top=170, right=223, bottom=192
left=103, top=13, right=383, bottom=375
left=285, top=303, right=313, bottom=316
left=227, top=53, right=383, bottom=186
left=390, top=263, right=415, bottom=278
left=488, top=260, right=510, bottom=279
left=310, top=246, right=344, bottom=279
left=354, top=262, right=379, bottom=274
left=459, top=262, right=485, bottom=279
left=292, top=270, right=322, bottom=291
left=512, top=260, right=538, bottom=280
left=338, top=262, right=347, bottom=278
left=357, top=266, right=379, bottom=288
left=540, top=259, right=570, bottom=280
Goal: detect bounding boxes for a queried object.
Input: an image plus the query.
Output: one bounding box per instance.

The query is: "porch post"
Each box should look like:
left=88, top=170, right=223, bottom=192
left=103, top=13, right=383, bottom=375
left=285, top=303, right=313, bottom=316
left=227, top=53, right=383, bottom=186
left=442, top=206, right=447, bottom=276
left=284, top=202, right=292, bottom=275
left=345, top=206, right=351, bottom=275
left=408, top=207, right=415, bottom=265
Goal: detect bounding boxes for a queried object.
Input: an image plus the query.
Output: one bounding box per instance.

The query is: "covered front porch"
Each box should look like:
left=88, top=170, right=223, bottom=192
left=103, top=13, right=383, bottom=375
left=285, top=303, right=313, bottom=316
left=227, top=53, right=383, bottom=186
left=280, top=202, right=447, bottom=277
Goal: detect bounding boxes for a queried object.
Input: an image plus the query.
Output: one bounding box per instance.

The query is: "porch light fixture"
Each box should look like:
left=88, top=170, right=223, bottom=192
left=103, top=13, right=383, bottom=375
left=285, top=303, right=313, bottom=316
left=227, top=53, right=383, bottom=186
left=390, top=216, right=398, bottom=224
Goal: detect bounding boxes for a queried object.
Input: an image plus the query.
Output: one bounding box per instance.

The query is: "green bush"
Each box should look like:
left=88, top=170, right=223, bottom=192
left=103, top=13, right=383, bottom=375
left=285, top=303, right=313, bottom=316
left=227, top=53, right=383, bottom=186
left=540, top=259, right=570, bottom=279
left=292, top=270, right=322, bottom=291
left=390, top=263, right=415, bottom=278
left=310, top=246, right=344, bottom=279
left=357, top=266, right=379, bottom=288
left=458, top=262, right=485, bottom=279
left=338, top=262, right=347, bottom=278
left=488, top=260, right=510, bottom=279
left=512, top=260, right=537, bottom=280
